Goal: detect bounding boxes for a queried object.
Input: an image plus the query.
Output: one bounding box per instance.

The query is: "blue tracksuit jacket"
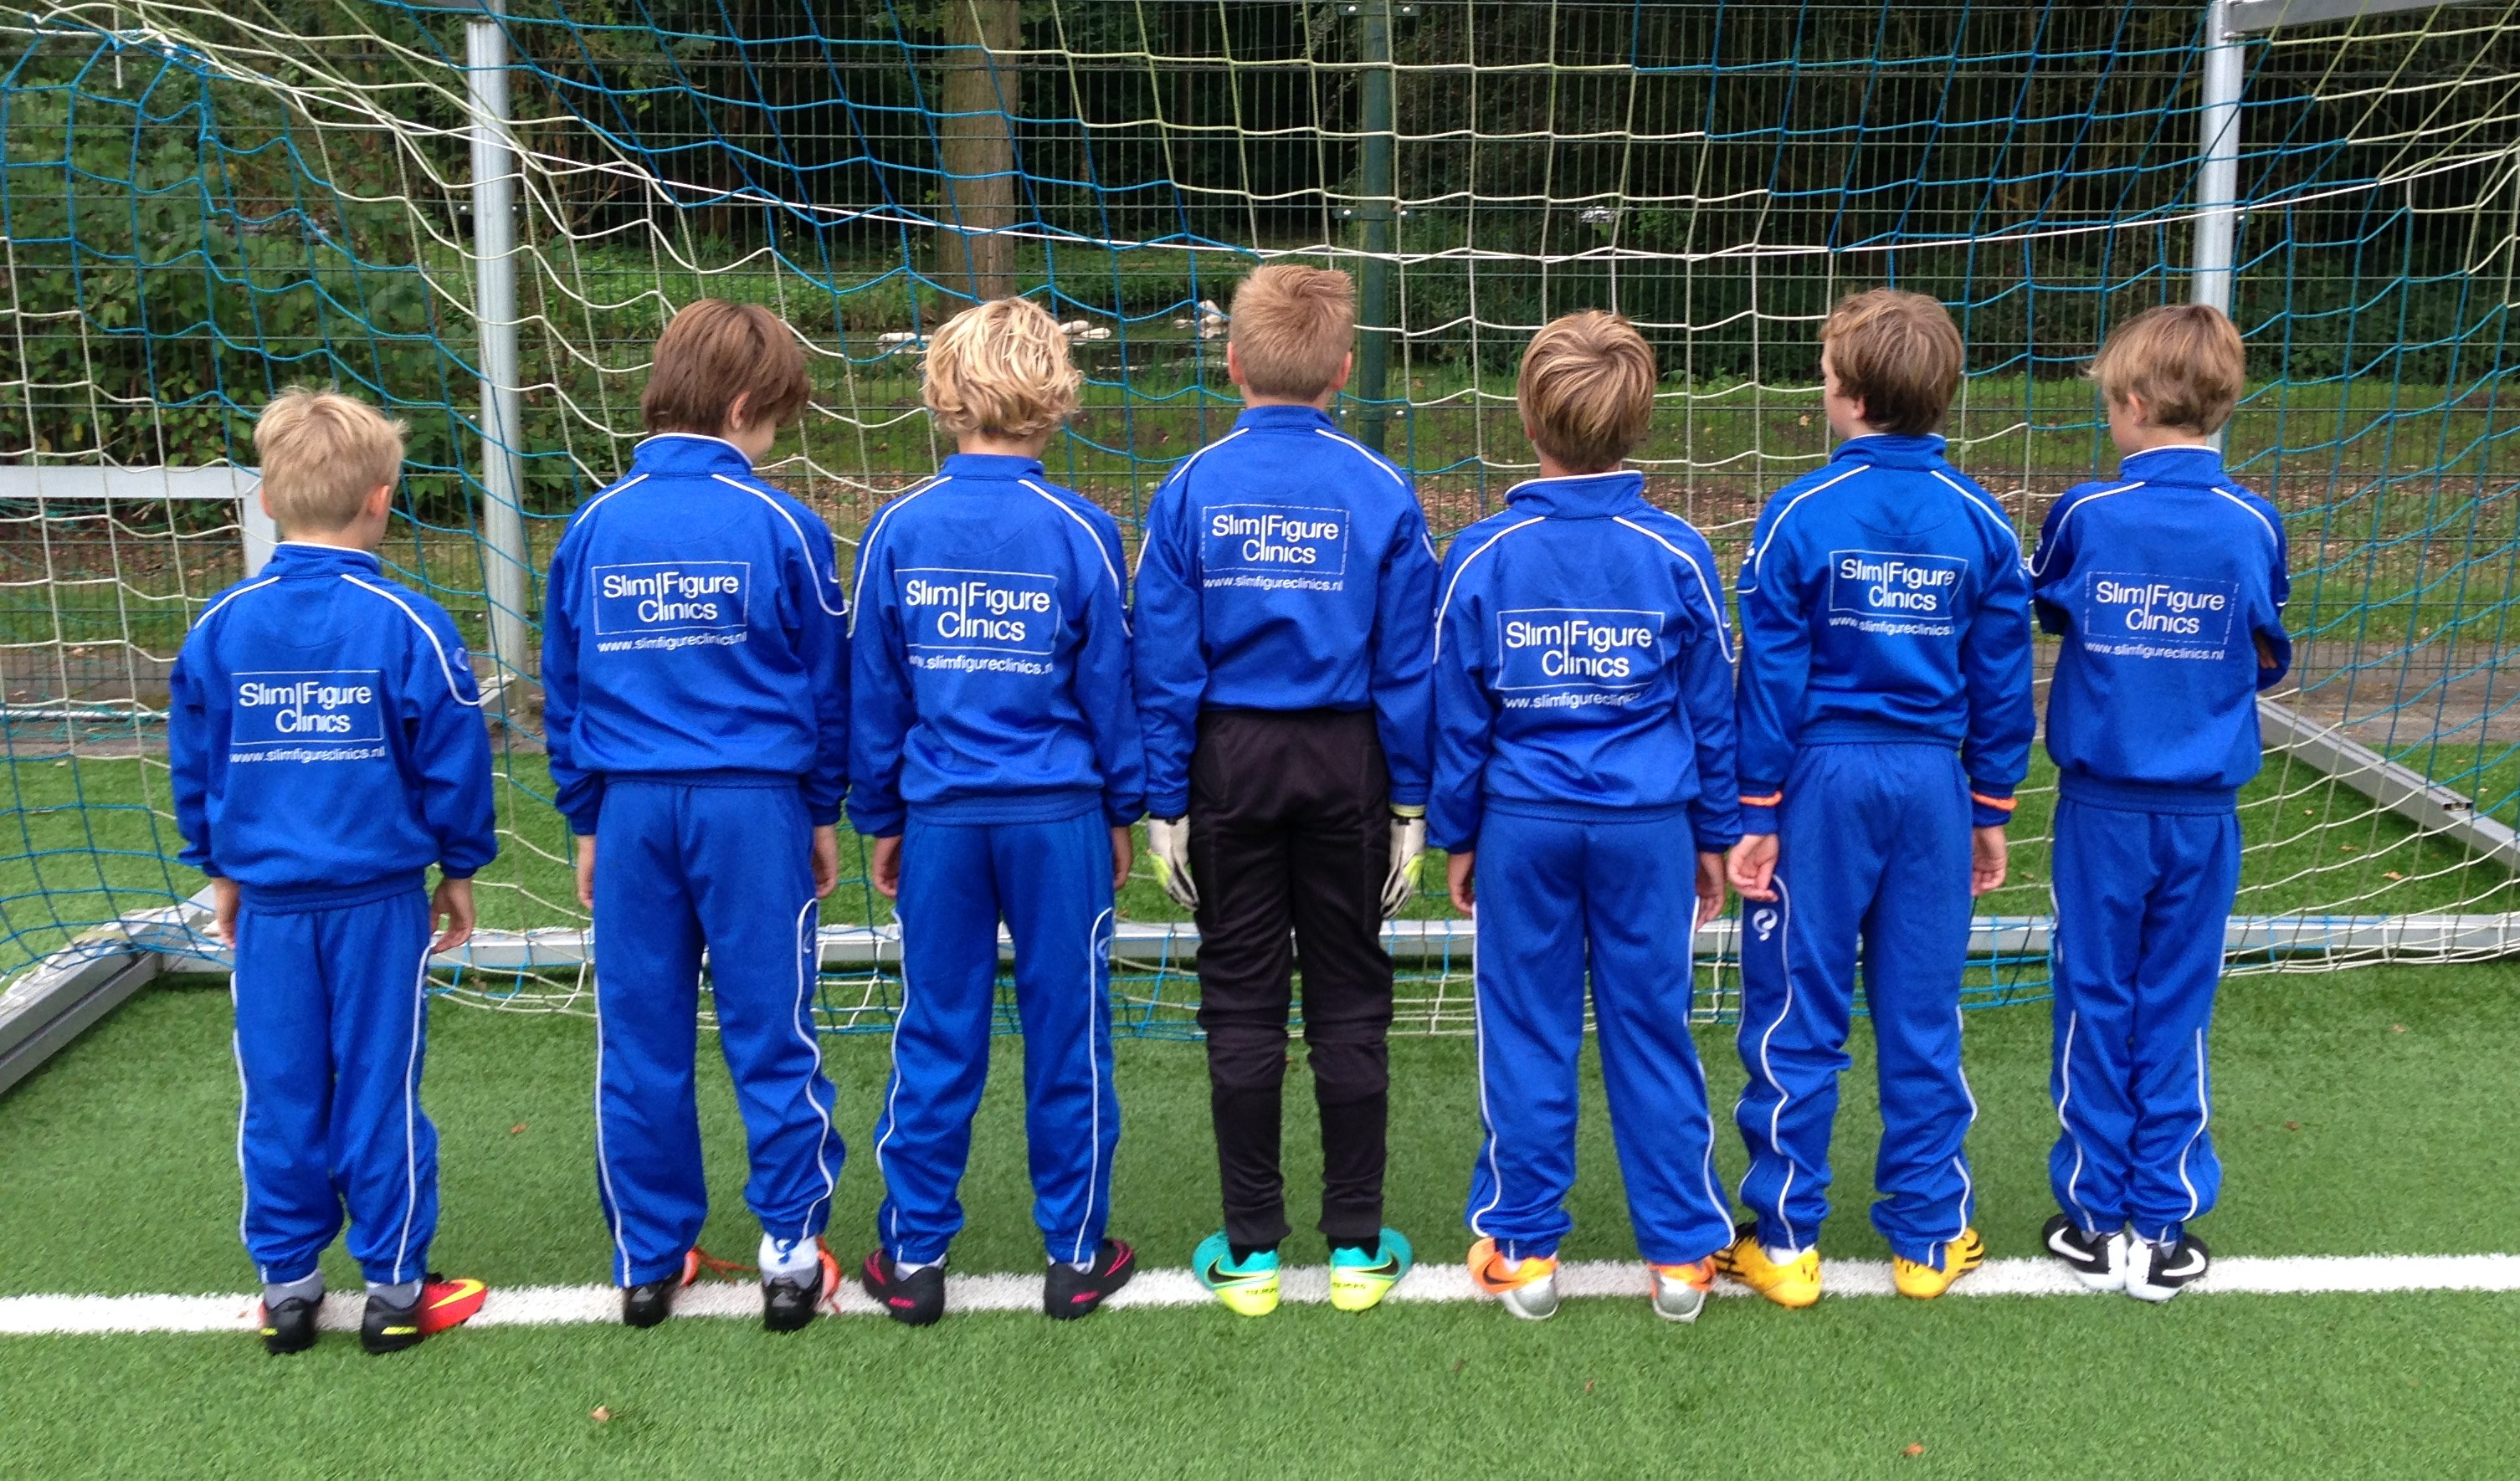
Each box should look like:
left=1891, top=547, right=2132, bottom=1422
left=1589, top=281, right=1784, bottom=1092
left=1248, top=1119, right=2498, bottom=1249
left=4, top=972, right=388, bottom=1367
left=169, top=540, right=498, bottom=1287
left=1429, top=471, right=1742, bottom=854
left=847, top=452, right=1146, bottom=835
left=1132, top=404, right=1438, bottom=817
left=541, top=433, right=850, bottom=1287
left=1429, top=469, right=1741, bottom=1266
left=2032, top=443, right=2290, bottom=1244
left=541, top=433, right=850, bottom=834
left=1727, top=433, right=2035, bottom=1268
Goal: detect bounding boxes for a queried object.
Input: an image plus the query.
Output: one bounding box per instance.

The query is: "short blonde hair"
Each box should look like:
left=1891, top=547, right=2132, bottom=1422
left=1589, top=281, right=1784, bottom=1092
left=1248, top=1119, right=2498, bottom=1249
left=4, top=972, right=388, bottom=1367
left=252, top=389, right=406, bottom=533
left=1229, top=265, right=1356, bottom=399
left=921, top=297, right=1083, bottom=440
left=2091, top=303, right=2246, bottom=435
left=1822, top=289, right=1963, bottom=436
left=1517, top=310, right=1658, bottom=472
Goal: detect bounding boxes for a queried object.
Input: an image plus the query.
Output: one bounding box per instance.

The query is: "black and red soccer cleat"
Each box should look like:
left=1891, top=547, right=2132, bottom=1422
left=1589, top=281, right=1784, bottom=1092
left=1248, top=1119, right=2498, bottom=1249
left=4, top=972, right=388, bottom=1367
left=859, top=1248, right=947, bottom=1327
left=623, top=1248, right=701, bottom=1329
left=362, top=1273, right=488, bottom=1355
left=1043, top=1239, right=1135, bottom=1320
left=764, top=1240, right=840, bottom=1333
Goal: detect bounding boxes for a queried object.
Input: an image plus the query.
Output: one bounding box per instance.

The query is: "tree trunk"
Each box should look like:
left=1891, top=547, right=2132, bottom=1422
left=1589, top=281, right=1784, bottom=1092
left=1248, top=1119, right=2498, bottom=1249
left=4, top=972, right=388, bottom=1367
left=937, top=0, right=1023, bottom=305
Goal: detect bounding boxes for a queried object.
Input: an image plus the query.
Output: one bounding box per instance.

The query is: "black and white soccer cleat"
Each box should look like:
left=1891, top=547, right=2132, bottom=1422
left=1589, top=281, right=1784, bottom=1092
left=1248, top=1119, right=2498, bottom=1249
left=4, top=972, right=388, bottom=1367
left=2042, top=1214, right=2129, bottom=1294
left=2125, top=1232, right=2211, bottom=1303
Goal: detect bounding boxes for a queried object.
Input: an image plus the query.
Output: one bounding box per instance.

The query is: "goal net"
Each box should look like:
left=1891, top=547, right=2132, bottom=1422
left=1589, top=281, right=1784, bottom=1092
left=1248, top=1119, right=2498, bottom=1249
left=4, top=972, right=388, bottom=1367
left=3, top=0, right=2517, bottom=1052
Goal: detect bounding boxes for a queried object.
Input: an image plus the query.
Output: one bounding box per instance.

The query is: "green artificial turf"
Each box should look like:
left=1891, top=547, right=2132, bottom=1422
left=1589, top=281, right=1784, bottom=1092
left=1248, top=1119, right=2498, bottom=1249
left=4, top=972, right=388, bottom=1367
left=3, top=964, right=2519, bottom=1474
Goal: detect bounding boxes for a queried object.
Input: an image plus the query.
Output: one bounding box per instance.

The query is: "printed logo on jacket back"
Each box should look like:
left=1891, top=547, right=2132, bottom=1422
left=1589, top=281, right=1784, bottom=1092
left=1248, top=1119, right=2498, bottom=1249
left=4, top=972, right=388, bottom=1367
left=1828, top=550, right=1967, bottom=637
left=231, top=669, right=386, bottom=763
left=1204, top=504, right=1347, bottom=593
left=901, top=567, right=1059, bottom=676
left=1495, top=607, right=1663, bottom=710
left=593, top=561, right=750, bottom=651
left=2079, top=571, right=2238, bottom=661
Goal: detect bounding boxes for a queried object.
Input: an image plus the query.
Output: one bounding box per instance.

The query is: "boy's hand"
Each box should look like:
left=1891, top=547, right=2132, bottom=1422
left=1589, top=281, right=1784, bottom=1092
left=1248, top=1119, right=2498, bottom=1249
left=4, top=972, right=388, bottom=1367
left=1971, top=825, right=2009, bottom=896
left=1727, top=834, right=1778, bottom=901
left=809, top=825, right=840, bottom=899
left=574, top=835, right=597, bottom=910
left=1110, top=827, right=1134, bottom=895
left=430, top=876, right=477, bottom=954
left=207, top=877, right=240, bottom=948
left=1447, top=851, right=1476, bottom=915
left=870, top=834, right=902, bottom=899
left=1695, top=851, right=1728, bottom=929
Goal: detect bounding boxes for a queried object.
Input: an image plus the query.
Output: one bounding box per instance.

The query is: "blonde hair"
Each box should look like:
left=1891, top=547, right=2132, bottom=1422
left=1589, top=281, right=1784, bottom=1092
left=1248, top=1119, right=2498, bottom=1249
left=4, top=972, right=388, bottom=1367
left=642, top=299, right=812, bottom=435
left=252, top=389, right=406, bottom=533
left=1821, top=289, right=1963, bottom=436
left=1517, top=310, right=1658, bottom=472
left=2090, top=303, right=2246, bottom=435
left=1229, top=265, right=1356, bottom=399
left=921, top=297, right=1083, bottom=440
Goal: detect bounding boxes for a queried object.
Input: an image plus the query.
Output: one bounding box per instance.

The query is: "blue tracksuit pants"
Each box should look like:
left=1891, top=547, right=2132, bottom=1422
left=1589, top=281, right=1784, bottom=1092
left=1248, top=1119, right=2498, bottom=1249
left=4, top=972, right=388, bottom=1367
left=593, top=779, right=844, bottom=1288
left=1734, top=743, right=1978, bottom=1267
left=2049, top=797, right=2237, bottom=1245
left=1466, top=808, right=1733, bottom=1266
left=875, top=809, right=1120, bottom=1267
left=231, top=879, right=437, bottom=1287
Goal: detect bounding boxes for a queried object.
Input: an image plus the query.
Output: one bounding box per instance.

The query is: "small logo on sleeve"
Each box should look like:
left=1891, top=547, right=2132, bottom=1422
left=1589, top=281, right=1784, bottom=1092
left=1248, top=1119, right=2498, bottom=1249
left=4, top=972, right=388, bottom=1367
left=1204, top=505, right=1348, bottom=592
left=2080, top=571, right=2237, bottom=659
left=1828, top=550, right=1966, bottom=636
left=592, top=561, right=749, bottom=640
left=1495, top=607, right=1663, bottom=709
left=230, top=670, right=387, bottom=761
left=901, top=568, right=1059, bottom=674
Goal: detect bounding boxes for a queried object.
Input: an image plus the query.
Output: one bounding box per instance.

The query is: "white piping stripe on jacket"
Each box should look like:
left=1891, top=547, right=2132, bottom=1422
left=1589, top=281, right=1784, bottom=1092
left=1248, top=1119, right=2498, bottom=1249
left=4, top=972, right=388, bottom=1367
left=1019, top=479, right=1132, bottom=637
left=711, top=473, right=845, bottom=617
left=2030, top=482, right=2143, bottom=578
left=1610, top=515, right=1737, bottom=665
left=789, top=894, right=839, bottom=1238
left=1929, top=469, right=2024, bottom=551
left=1739, top=878, right=1802, bottom=1252
left=1431, top=517, right=1544, bottom=662
left=340, top=576, right=488, bottom=708
left=1742, top=464, right=1867, bottom=589
left=1311, top=426, right=1409, bottom=487
left=389, top=933, right=433, bottom=1284
left=1134, top=428, right=1251, bottom=581
left=197, top=577, right=280, bottom=629
left=1071, top=906, right=1116, bottom=1264
left=848, top=477, right=948, bottom=636
left=2209, top=484, right=2283, bottom=553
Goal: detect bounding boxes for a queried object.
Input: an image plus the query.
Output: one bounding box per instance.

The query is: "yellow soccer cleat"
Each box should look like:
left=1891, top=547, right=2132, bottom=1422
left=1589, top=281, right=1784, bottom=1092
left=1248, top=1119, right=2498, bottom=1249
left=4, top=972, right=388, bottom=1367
left=1712, top=1224, right=1822, bottom=1309
left=1328, top=1228, right=1413, bottom=1313
left=1892, top=1227, right=1986, bottom=1299
left=1193, top=1232, right=1280, bottom=1317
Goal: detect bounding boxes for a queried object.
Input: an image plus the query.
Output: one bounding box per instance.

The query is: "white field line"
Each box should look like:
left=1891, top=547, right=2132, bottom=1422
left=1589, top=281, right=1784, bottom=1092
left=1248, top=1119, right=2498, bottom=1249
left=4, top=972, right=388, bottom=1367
left=4, top=1254, right=2519, bottom=1335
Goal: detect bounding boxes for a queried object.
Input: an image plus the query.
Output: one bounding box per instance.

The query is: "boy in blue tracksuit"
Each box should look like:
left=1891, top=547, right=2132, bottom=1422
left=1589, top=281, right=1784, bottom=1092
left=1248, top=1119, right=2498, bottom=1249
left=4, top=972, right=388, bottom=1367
left=2032, top=304, right=2289, bottom=1302
left=849, top=297, right=1146, bottom=1325
left=1133, top=265, right=1437, bottom=1317
left=541, top=300, right=849, bottom=1331
left=1432, top=311, right=1741, bottom=1324
left=1721, top=290, right=2037, bottom=1305
left=171, top=390, right=496, bottom=1355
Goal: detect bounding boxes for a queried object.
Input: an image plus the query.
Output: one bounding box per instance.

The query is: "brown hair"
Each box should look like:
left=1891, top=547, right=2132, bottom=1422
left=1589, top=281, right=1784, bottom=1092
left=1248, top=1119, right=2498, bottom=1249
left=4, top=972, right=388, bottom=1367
left=1821, top=289, right=1964, bottom=436
left=2090, top=303, right=2246, bottom=435
left=253, top=388, right=406, bottom=534
left=1517, top=310, right=1659, bottom=472
left=639, top=299, right=812, bottom=435
left=921, top=297, right=1084, bottom=440
left=1229, top=264, right=1357, bottom=399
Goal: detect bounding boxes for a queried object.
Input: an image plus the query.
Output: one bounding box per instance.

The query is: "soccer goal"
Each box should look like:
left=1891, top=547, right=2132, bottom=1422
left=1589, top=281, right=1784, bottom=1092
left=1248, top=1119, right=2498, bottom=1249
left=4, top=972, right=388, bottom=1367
left=3, top=0, right=2517, bottom=1090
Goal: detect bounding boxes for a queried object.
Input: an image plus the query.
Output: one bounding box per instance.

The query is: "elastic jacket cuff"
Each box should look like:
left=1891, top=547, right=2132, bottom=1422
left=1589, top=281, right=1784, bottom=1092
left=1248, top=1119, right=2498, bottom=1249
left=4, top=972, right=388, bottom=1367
left=1389, top=802, right=1426, bottom=820
left=1692, top=831, right=1742, bottom=856
left=1147, top=789, right=1191, bottom=820
left=1737, top=783, right=1782, bottom=837
left=1968, top=784, right=2018, bottom=830
left=846, top=803, right=906, bottom=839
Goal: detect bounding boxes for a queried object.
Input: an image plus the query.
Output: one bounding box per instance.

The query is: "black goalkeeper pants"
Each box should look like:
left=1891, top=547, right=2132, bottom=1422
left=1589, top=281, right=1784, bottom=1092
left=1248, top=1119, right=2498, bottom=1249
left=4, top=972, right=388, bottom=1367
left=1188, top=707, right=1394, bottom=1251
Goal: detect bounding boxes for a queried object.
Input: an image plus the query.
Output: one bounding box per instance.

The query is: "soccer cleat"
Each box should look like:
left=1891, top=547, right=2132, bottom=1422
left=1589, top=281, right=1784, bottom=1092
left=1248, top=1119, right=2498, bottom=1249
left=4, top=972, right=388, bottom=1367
left=259, top=1295, right=320, bottom=1355
left=362, top=1273, right=486, bottom=1355
left=2044, top=1215, right=2130, bottom=1294
left=2125, top=1232, right=2211, bottom=1304
left=1467, top=1238, right=1559, bottom=1320
left=1891, top=1227, right=1986, bottom=1299
left=623, top=1248, right=701, bottom=1329
left=1044, top=1239, right=1137, bottom=1320
left=1192, top=1232, right=1281, bottom=1317
left=859, top=1249, right=947, bottom=1327
left=1649, top=1258, right=1716, bottom=1324
left=1712, top=1223, right=1821, bottom=1309
left=763, top=1240, right=839, bottom=1333
left=1328, top=1227, right=1414, bottom=1314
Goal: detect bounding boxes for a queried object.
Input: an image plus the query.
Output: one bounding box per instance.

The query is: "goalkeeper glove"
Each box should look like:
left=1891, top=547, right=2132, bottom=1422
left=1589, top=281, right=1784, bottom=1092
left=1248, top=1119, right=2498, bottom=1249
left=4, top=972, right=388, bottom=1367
left=1147, top=816, right=1198, bottom=910
left=1381, top=806, right=1428, bottom=919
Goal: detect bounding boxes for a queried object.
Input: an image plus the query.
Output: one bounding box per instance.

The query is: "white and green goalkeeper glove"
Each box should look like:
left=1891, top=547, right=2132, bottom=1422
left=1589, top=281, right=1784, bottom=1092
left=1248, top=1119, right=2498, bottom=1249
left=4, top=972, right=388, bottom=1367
left=1147, top=815, right=1198, bottom=911
left=1381, top=805, right=1427, bottom=919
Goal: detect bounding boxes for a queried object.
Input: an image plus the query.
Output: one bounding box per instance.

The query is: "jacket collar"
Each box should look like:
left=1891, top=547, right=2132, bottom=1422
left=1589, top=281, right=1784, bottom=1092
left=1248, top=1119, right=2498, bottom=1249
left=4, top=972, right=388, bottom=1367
left=629, top=433, right=757, bottom=478
left=938, top=452, right=1048, bottom=481
left=1503, top=469, right=1647, bottom=519
left=265, top=541, right=383, bottom=577
left=2117, top=444, right=2227, bottom=485
left=1230, top=403, right=1338, bottom=434
left=1831, top=433, right=1949, bottom=470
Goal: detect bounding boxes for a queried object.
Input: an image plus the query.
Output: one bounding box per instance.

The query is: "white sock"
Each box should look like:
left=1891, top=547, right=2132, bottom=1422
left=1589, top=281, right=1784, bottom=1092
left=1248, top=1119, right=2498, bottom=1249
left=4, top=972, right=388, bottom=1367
left=759, top=1232, right=821, bottom=1283
left=892, top=1258, right=939, bottom=1277
left=1765, top=1244, right=1807, bottom=1266
left=1059, top=1258, right=1093, bottom=1273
